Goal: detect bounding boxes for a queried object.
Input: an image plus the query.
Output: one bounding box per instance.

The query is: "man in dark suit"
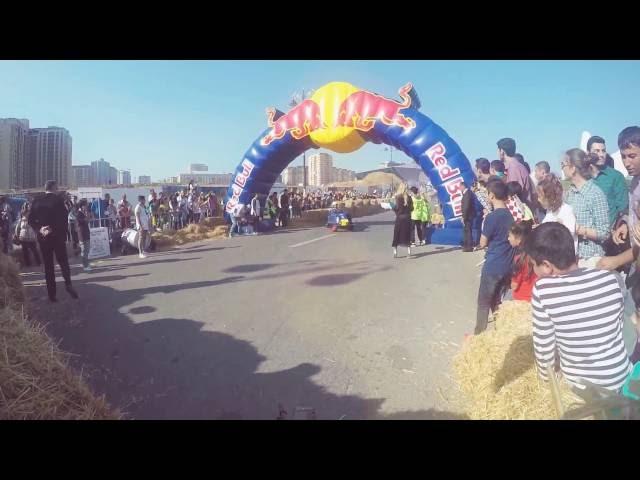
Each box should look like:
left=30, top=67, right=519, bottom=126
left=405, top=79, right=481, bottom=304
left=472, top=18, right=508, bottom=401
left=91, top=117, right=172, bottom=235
left=461, top=181, right=476, bottom=252
left=28, top=180, right=78, bottom=302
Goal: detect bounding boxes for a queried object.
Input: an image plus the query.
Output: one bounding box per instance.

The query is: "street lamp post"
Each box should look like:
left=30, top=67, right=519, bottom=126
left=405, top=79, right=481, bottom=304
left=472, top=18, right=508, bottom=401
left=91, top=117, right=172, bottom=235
left=384, top=146, right=395, bottom=193
left=290, top=88, right=314, bottom=192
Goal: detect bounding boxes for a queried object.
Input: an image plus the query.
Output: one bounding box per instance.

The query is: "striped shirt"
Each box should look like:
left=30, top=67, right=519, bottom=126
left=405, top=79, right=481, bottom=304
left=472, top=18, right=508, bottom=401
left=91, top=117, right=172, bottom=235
left=531, top=268, right=633, bottom=391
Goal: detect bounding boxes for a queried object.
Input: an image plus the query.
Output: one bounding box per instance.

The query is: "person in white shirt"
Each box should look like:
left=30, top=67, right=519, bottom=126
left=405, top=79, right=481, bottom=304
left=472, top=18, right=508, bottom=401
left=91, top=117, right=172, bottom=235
left=536, top=174, right=577, bottom=253
left=134, top=195, right=150, bottom=259
left=250, top=193, right=261, bottom=227
left=229, top=203, right=245, bottom=237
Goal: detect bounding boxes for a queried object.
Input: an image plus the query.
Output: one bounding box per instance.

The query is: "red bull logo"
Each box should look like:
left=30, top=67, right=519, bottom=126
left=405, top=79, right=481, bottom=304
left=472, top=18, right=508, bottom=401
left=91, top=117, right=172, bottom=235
left=225, top=159, right=255, bottom=213
left=261, top=99, right=325, bottom=146
left=233, top=159, right=255, bottom=188
left=258, top=82, right=417, bottom=150
left=225, top=184, right=243, bottom=213
left=335, top=83, right=416, bottom=132
left=425, top=142, right=464, bottom=217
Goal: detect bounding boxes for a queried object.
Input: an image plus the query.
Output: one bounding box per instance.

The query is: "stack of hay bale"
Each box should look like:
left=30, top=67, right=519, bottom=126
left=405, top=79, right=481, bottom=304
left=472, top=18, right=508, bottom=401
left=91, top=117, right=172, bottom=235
left=453, top=300, right=584, bottom=420
left=0, top=254, right=118, bottom=420
left=152, top=217, right=229, bottom=248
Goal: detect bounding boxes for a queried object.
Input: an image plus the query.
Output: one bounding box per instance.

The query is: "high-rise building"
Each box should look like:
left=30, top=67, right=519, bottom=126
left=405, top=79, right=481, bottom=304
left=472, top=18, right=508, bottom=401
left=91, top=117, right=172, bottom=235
left=282, top=165, right=308, bottom=186
left=138, top=175, right=151, bottom=185
left=90, top=158, right=112, bottom=186
left=189, top=163, right=208, bottom=173
left=72, top=165, right=93, bottom=187
left=331, top=167, right=356, bottom=183
left=0, top=118, right=30, bottom=190
left=26, top=127, right=72, bottom=189
left=177, top=172, right=232, bottom=185
left=108, top=166, right=118, bottom=185
left=119, top=170, right=131, bottom=185
left=308, top=153, right=333, bottom=187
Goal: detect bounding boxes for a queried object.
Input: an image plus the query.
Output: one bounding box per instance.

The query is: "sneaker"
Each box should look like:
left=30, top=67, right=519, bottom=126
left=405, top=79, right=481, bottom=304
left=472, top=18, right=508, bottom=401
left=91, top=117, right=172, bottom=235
left=139, top=253, right=147, bottom=259
left=83, top=266, right=92, bottom=272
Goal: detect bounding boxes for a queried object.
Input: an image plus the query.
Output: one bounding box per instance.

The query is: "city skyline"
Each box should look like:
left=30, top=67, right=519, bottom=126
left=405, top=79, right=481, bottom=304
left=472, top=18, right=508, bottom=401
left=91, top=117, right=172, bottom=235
left=2, top=61, right=640, bottom=184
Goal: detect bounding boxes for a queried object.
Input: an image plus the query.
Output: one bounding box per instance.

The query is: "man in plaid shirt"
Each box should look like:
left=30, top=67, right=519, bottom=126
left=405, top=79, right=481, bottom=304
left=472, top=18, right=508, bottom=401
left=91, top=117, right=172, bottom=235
left=562, top=149, right=610, bottom=266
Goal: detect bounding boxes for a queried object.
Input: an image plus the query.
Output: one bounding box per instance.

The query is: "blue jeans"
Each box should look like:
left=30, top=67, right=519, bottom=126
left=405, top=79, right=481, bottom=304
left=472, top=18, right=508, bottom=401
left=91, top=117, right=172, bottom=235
left=475, top=270, right=510, bottom=334
left=79, top=240, right=90, bottom=268
left=230, top=217, right=239, bottom=236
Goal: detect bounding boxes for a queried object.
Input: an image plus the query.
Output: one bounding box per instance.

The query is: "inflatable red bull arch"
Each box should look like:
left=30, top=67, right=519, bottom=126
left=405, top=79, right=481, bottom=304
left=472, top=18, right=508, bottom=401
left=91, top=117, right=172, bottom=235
left=224, top=81, right=476, bottom=245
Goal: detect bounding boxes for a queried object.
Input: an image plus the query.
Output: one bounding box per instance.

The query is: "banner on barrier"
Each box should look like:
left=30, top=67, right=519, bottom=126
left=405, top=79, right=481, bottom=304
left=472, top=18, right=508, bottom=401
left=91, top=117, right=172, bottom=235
left=88, top=227, right=110, bottom=260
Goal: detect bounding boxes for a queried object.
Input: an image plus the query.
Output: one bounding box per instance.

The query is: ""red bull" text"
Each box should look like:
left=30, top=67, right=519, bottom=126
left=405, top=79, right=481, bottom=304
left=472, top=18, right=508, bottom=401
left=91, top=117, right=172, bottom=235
left=335, top=83, right=416, bottom=132
left=225, top=159, right=255, bottom=213
left=261, top=99, right=325, bottom=146
left=425, top=142, right=464, bottom=217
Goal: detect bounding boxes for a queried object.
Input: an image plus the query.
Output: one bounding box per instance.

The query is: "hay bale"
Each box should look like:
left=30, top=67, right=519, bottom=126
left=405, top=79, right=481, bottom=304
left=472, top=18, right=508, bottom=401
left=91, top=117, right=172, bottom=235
left=205, top=225, right=229, bottom=239
left=0, top=307, right=119, bottom=419
left=0, top=255, right=118, bottom=420
left=453, top=300, right=583, bottom=420
left=202, top=217, right=225, bottom=228
left=0, top=254, right=25, bottom=309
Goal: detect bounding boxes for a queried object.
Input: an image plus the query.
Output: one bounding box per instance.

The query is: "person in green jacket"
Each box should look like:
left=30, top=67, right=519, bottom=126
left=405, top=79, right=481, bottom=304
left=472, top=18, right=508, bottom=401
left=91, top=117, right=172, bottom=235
left=588, top=135, right=629, bottom=228
left=410, top=187, right=428, bottom=246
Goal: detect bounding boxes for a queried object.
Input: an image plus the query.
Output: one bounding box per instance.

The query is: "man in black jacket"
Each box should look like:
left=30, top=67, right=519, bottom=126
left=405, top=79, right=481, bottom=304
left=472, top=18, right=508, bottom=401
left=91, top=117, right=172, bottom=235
left=28, top=180, right=78, bottom=302
left=461, top=181, right=476, bottom=252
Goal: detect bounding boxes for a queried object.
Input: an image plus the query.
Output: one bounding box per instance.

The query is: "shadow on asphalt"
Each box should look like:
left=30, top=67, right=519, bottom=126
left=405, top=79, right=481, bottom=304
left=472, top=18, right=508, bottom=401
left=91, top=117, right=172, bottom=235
left=355, top=220, right=395, bottom=227
left=223, top=263, right=278, bottom=274
left=128, top=306, right=157, bottom=315
left=410, top=247, right=461, bottom=259
left=34, top=293, right=465, bottom=419
left=259, top=227, right=314, bottom=236
left=148, top=247, right=238, bottom=257
left=25, top=257, right=466, bottom=419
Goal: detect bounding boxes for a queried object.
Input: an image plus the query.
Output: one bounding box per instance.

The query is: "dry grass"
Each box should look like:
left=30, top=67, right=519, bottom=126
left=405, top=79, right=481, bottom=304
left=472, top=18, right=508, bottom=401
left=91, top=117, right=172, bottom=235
left=0, top=253, right=25, bottom=309
left=453, top=300, right=584, bottom=420
left=152, top=217, right=229, bottom=248
left=0, top=253, right=119, bottom=420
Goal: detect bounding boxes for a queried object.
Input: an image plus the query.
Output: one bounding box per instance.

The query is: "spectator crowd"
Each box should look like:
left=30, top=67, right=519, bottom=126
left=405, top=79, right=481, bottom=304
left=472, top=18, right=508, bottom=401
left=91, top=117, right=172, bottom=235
left=436, top=129, right=640, bottom=396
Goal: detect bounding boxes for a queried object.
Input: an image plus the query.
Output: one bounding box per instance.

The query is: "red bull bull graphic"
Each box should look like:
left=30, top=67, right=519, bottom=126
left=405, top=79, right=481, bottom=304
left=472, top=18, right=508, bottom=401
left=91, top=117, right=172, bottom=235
left=261, top=100, right=325, bottom=146
left=224, top=80, right=476, bottom=246
left=335, top=83, right=416, bottom=133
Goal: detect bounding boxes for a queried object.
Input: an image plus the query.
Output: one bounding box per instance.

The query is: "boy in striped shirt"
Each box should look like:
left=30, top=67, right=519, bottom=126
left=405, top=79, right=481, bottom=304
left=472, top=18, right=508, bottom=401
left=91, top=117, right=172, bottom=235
left=524, top=222, right=633, bottom=391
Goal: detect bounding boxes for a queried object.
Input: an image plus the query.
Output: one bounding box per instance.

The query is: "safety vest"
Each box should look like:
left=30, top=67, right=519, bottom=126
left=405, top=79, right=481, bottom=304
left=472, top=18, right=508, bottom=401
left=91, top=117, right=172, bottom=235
left=422, top=200, right=432, bottom=223
left=411, top=196, right=426, bottom=221
left=264, top=199, right=276, bottom=219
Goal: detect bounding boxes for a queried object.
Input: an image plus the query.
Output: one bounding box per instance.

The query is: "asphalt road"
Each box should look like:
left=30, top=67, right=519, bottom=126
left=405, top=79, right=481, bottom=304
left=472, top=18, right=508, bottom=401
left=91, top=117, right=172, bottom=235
left=22, top=210, right=484, bottom=419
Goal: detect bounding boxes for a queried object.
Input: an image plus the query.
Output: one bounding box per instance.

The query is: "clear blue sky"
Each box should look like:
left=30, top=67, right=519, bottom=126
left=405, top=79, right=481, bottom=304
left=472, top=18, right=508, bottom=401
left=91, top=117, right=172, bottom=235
left=1, top=60, right=639, bottom=182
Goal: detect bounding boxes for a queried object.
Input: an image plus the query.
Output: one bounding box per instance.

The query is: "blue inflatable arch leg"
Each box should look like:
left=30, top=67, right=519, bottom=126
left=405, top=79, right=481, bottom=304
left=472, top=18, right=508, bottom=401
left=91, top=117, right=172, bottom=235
left=224, top=108, right=475, bottom=246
